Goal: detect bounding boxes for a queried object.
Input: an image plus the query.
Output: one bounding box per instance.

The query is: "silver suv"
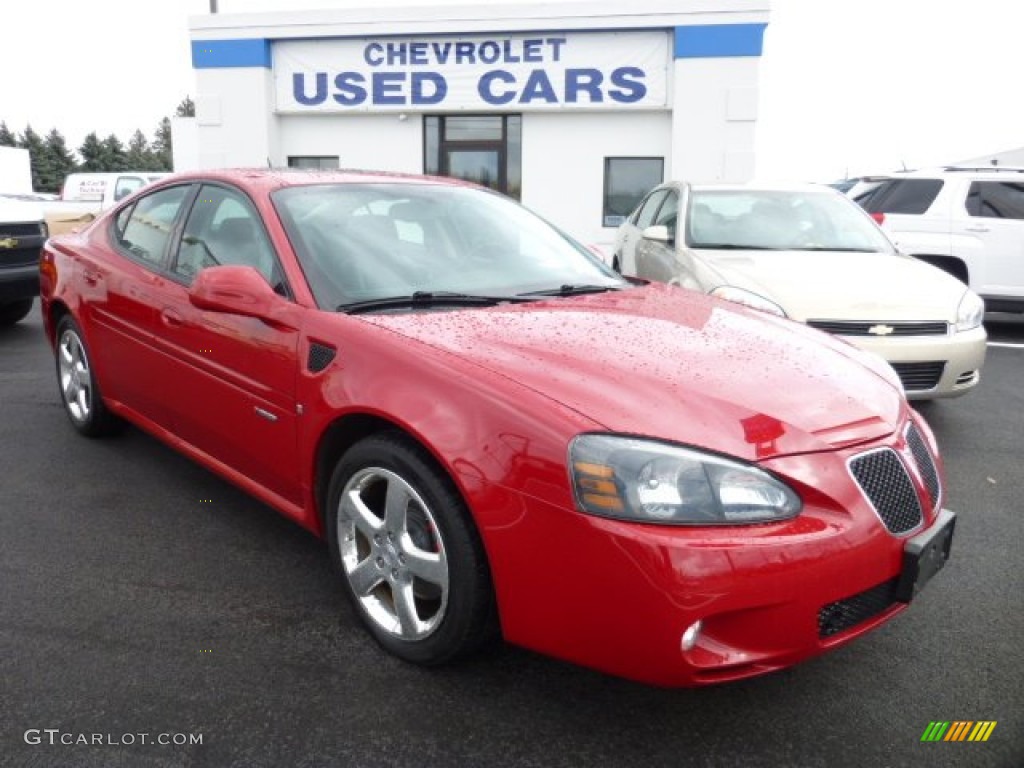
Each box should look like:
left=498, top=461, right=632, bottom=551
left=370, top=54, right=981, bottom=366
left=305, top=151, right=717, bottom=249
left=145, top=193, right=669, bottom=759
left=850, top=167, right=1024, bottom=313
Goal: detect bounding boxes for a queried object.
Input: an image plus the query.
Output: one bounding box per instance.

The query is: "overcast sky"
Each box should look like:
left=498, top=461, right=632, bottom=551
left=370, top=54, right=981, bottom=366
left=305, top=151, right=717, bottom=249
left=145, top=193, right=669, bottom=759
left=1, top=0, right=1019, bottom=181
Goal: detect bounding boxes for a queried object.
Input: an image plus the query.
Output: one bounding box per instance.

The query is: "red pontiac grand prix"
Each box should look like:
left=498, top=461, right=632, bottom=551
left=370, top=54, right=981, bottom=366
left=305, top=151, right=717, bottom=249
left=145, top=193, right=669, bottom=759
left=39, top=170, right=955, bottom=686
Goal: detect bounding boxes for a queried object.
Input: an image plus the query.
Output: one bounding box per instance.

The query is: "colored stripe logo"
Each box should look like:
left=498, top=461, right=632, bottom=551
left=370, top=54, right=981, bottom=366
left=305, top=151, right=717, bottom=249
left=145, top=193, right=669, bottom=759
left=921, top=721, right=997, bottom=742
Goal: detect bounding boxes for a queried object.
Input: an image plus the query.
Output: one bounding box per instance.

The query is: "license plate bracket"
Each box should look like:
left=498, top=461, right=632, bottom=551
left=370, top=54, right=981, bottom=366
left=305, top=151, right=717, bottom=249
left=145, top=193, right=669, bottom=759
left=896, top=508, right=955, bottom=602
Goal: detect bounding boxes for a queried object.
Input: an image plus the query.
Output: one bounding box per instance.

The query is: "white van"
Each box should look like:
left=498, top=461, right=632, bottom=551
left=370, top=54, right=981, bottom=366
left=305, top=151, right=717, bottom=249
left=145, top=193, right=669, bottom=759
left=60, top=172, right=171, bottom=210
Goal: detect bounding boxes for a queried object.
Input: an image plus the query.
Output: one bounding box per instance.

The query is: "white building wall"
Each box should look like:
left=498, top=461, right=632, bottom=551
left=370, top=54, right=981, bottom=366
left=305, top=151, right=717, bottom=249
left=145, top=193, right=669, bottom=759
left=277, top=114, right=423, bottom=173
left=193, top=68, right=278, bottom=168
left=521, top=111, right=672, bottom=249
left=671, top=58, right=762, bottom=182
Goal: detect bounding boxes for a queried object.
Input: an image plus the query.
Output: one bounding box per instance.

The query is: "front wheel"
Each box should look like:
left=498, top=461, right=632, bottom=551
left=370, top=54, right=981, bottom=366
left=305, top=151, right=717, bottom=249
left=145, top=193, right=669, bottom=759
left=326, top=433, right=497, bottom=665
left=55, top=316, right=123, bottom=437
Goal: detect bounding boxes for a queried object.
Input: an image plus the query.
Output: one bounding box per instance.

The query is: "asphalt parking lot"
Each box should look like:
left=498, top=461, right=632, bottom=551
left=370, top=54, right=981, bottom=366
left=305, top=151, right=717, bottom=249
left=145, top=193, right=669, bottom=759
left=2, top=306, right=1022, bottom=768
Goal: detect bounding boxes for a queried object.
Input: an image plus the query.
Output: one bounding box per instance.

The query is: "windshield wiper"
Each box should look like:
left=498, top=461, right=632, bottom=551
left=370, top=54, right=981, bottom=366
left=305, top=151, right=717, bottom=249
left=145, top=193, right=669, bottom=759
left=518, top=284, right=623, bottom=297
left=337, top=291, right=531, bottom=314
left=689, top=243, right=784, bottom=251
left=789, top=246, right=878, bottom=253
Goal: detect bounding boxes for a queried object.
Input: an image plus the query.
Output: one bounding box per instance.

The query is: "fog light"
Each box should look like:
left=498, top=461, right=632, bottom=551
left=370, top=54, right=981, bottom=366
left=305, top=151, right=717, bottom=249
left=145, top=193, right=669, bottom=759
left=681, top=620, right=703, bottom=651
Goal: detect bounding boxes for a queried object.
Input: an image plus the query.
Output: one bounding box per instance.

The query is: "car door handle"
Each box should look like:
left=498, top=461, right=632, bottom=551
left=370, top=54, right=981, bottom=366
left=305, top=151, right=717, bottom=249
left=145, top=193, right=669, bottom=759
left=161, top=307, right=184, bottom=327
left=83, top=268, right=101, bottom=285
left=965, top=226, right=990, bottom=233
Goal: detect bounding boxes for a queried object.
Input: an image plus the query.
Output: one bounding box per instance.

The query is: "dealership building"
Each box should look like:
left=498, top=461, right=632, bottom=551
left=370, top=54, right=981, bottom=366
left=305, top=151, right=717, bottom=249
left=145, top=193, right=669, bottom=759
left=184, top=0, right=770, bottom=248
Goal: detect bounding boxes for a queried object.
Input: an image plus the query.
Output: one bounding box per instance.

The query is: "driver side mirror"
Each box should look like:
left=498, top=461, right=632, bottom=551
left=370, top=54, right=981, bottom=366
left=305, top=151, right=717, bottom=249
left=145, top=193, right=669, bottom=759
left=189, top=265, right=298, bottom=330
left=642, top=224, right=673, bottom=244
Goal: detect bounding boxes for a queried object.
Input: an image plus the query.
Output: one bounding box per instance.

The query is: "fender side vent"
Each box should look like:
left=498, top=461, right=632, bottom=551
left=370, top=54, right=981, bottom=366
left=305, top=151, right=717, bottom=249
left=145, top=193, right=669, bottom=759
left=307, top=342, right=336, bottom=373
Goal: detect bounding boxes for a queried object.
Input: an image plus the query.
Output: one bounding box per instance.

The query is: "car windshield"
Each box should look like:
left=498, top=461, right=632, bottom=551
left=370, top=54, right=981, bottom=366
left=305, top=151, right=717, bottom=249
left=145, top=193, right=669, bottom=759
left=272, top=182, right=625, bottom=310
left=686, top=189, right=895, bottom=253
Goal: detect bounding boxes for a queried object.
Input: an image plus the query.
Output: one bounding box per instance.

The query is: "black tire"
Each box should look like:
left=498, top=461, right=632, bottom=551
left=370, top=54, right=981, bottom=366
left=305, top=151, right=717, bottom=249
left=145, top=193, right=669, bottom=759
left=0, top=298, right=34, bottom=327
left=326, top=432, right=497, bottom=665
left=55, top=315, right=123, bottom=437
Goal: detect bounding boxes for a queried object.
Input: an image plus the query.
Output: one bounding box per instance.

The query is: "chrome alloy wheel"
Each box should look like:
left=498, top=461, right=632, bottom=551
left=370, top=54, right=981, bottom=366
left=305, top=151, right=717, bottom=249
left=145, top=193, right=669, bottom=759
left=337, top=467, right=450, bottom=640
left=58, top=328, right=93, bottom=423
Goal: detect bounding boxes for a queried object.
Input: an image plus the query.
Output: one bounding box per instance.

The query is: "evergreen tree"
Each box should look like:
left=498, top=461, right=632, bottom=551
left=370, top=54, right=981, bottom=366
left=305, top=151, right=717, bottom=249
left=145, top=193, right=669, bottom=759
left=0, top=121, right=16, bottom=147
left=126, top=129, right=156, bottom=171
left=78, top=132, right=106, bottom=171
left=101, top=134, right=128, bottom=172
left=152, top=117, right=173, bottom=171
left=42, top=129, right=77, bottom=194
left=17, top=125, right=47, bottom=191
left=175, top=97, right=196, bottom=117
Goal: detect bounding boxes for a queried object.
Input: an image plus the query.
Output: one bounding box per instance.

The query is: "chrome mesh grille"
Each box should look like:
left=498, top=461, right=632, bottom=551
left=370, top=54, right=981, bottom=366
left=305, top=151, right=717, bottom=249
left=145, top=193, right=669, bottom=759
left=818, top=578, right=899, bottom=638
left=906, top=424, right=940, bottom=509
left=849, top=449, right=923, bottom=534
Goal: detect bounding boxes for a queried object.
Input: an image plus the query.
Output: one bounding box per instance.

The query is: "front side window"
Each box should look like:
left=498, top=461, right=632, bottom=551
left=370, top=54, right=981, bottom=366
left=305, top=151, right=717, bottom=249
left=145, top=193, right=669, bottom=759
left=604, top=158, right=664, bottom=228
left=173, top=185, right=282, bottom=289
left=633, top=189, right=669, bottom=229
left=965, top=181, right=1024, bottom=220
left=116, top=185, right=191, bottom=267
left=273, top=182, right=624, bottom=310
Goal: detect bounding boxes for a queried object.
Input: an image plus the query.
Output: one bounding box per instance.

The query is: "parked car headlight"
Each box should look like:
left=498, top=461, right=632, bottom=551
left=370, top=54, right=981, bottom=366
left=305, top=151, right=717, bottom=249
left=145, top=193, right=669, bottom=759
left=956, top=290, right=984, bottom=331
left=710, top=286, right=787, bottom=317
left=569, top=434, right=802, bottom=525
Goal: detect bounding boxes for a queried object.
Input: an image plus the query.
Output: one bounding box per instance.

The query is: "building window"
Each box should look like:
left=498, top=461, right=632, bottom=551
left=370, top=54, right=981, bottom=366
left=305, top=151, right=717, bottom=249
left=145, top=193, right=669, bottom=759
left=603, top=157, right=664, bottom=228
left=287, top=156, right=340, bottom=170
left=424, top=115, right=522, bottom=200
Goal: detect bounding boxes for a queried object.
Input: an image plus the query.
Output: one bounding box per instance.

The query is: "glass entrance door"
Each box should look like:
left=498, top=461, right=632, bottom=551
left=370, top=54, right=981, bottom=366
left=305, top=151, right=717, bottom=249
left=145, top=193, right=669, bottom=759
left=446, top=150, right=501, bottom=191
left=424, top=115, right=522, bottom=199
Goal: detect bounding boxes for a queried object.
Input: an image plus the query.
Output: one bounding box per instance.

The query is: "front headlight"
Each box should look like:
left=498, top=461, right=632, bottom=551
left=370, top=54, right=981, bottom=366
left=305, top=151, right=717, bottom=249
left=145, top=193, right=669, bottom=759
left=955, top=290, right=984, bottom=331
left=710, top=285, right=787, bottom=317
left=569, top=434, right=802, bottom=525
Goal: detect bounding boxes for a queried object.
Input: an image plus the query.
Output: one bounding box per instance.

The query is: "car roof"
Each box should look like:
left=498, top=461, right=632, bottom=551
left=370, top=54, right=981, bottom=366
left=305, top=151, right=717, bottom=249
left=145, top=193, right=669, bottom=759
left=843, top=166, right=1024, bottom=181
left=151, top=168, right=477, bottom=195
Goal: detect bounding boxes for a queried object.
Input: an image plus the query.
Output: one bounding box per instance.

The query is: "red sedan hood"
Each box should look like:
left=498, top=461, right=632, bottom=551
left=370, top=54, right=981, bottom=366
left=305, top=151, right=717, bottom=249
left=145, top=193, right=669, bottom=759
left=366, top=285, right=904, bottom=461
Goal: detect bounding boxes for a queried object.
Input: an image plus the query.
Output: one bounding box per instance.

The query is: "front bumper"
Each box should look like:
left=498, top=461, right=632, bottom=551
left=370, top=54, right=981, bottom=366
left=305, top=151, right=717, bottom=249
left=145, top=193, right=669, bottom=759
left=483, top=429, right=952, bottom=687
left=0, top=263, right=40, bottom=302
left=845, top=326, right=987, bottom=399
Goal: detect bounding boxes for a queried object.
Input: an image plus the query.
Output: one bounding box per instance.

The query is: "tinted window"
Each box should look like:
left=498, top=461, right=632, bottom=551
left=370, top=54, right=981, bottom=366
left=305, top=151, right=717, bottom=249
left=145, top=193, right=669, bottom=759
left=174, top=185, right=281, bottom=288
left=117, top=186, right=190, bottom=267
left=634, top=189, right=669, bottom=229
left=288, top=156, right=340, bottom=170
left=604, top=158, right=664, bottom=228
left=654, top=192, right=679, bottom=240
left=966, top=181, right=1024, bottom=220
left=861, top=179, right=943, bottom=214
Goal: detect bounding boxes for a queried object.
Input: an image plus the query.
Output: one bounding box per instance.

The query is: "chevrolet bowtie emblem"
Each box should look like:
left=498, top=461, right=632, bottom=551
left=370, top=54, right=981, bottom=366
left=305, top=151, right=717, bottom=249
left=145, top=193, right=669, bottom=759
left=0, top=237, right=18, bottom=249
left=868, top=324, right=895, bottom=336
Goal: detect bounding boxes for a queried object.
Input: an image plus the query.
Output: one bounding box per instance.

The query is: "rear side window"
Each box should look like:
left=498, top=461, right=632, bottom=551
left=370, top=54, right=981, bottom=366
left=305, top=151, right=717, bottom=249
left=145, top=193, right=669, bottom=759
left=116, top=186, right=190, bottom=267
left=860, top=179, right=943, bottom=215
left=965, top=182, right=1024, bottom=220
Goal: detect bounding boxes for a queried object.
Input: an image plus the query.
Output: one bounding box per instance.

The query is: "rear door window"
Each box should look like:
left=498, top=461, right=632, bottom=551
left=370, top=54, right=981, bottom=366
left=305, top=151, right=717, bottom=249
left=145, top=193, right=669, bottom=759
left=860, top=179, right=943, bottom=215
left=116, top=185, right=191, bottom=268
left=965, top=181, right=1024, bottom=219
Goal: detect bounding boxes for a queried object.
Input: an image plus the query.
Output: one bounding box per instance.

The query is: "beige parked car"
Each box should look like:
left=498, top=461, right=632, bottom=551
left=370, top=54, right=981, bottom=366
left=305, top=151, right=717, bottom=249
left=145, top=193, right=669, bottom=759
left=613, top=182, right=987, bottom=399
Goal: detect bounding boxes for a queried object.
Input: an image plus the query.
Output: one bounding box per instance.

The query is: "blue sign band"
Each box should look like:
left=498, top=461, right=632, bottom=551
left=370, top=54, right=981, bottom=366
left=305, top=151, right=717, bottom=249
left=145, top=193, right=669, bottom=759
left=674, top=24, right=767, bottom=59
left=192, top=39, right=273, bottom=69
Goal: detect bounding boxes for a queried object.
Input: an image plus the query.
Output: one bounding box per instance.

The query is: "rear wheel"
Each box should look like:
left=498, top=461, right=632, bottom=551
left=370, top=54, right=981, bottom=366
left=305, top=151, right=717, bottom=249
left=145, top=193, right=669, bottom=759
left=0, top=298, right=34, bottom=326
left=55, top=316, right=123, bottom=437
left=326, top=432, right=497, bottom=665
